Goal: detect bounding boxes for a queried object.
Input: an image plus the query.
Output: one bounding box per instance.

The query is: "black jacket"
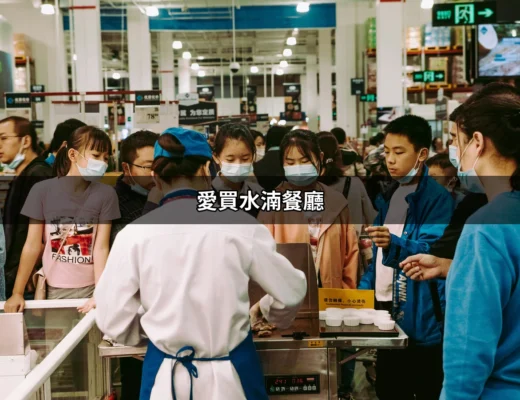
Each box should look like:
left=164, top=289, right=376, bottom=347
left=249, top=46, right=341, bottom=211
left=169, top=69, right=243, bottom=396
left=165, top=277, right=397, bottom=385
left=253, top=149, right=284, bottom=191
left=3, top=157, right=53, bottom=293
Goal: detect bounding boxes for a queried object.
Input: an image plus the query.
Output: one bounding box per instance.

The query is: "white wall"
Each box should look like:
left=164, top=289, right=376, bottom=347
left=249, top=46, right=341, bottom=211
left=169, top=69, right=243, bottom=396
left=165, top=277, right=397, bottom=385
left=256, top=97, right=285, bottom=118
left=1, top=3, right=67, bottom=143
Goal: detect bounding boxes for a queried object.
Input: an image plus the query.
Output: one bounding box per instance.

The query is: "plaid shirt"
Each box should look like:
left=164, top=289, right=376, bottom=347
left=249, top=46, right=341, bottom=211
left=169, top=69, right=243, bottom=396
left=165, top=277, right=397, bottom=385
left=109, top=175, right=149, bottom=247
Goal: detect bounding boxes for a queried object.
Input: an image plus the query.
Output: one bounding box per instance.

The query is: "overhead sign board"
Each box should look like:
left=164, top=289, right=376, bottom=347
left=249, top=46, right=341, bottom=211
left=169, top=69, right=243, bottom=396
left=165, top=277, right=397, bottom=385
left=179, top=102, right=217, bottom=125
left=360, top=94, right=377, bottom=103
left=177, top=92, right=199, bottom=107
left=5, top=93, right=31, bottom=109
left=31, top=85, right=45, bottom=103
left=432, top=2, right=496, bottom=27
left=413, top=70, right=446, bottom=83
left=135, top=90, right=161, bottom=107
left=350, top=78, right=365, bottom=95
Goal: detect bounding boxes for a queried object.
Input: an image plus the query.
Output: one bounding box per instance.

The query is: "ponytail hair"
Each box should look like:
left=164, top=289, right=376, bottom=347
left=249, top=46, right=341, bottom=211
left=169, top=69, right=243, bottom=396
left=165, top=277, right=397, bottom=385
left=54, top=126, right=112, bottom=177
left=456, top=82, right=520, bottom=191
left=152, top=133, right=210, bottom=184
left=317, top=132, right=344, bottom=185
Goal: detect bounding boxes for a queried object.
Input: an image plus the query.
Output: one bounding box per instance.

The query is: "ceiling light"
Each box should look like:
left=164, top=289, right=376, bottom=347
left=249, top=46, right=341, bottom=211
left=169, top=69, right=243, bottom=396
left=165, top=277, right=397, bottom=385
left=276, top=54, right=283, bottom=57
left=250, top=66, right=259, bottom=73
left=283, top=48, right=293, bottom=57
left=198, top=70, right=206, bottom=77
left=296, top=1, right=310, bottom=13
left=112, top=72, right=121, bottom=80
left=276, top=68, right=284, bottom=76
left=191, top=63, right=200, bottom=70
left=287, top=37, right=297, bottom=46
left=182, top=51, right=192, bottom=60
left=420, top=0, right=434, bottom=9
left=172, top=41, right=183, bottom=50
left=280, top=60, right=289, bottom=68
left=40, top=4, right=55, bottom=15
left=145, top=6, right=159, bottom=17
left=73, top=54, right=77, bottom=61
left=197, top=56, right=205, bottom=60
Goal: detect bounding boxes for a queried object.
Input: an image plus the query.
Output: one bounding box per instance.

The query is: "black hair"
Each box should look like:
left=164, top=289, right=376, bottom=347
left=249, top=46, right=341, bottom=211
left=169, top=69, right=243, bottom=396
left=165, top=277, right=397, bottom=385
left=426, top=153, right=456, bottom=171
left=121, top=130, right=159, bottom=164
left=251, top=130, right=265, bottom=146
left=456, top=82, right=520, bottom=191
left=369, top=136, right=379, bottom=146
left=152, top=134, right=210, bottom=184
left=0, top=116, right=40, bottom=154
left=280, top=129, right=322, bottom=174
left=54, top=126, right=112, bottom=177
left=449, top=106, right=463, bottom=123
left=214, top=123, right=256, bottom=158
left=265, top=126, right=289, bottom=150
left=317, top=132, right=343, bottom=185
left=384, top=115, right=432, bottom=152
left=330, top=127, right=346, bottom=145
left=49, top=119, right=87, bottom=153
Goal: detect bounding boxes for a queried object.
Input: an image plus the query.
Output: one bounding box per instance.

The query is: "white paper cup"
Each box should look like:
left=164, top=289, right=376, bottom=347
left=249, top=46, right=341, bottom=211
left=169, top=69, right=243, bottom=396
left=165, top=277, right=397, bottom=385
left=360, top=316, right=374, bottom=325
left=343, top=317, right=360, bottom=327
left=326, top=308, right=343, bottom=316
left=326, top=317, right=343, bottom=327
left=378, top=320, right=396, bottom=331
left=319, top=311, right=328, bottom=320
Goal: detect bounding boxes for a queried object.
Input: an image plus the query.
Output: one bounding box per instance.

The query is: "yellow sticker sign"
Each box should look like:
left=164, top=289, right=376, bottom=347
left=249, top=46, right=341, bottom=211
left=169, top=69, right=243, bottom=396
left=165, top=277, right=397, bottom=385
left=308, top=340, right=325, bottom=348
left=318, top=288, right=375, bottom=311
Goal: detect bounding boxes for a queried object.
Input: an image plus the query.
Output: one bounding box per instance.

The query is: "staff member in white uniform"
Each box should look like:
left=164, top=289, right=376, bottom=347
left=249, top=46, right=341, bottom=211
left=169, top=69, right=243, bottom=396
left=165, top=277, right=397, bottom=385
left=95, top=127, right=307, bottom=400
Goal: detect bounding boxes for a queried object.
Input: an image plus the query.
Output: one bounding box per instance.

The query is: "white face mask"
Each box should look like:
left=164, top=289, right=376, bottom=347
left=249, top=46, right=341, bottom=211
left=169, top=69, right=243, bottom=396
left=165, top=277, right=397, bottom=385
left=284, top=164, right=319, bottom=187
left=7, top=141, right=26, bottom=170
left=256, top=148, right=265, bottom=159
left=457, top=139, right=485, bottom=193
left=76, top=152, right=108, bottom=182
left=220, top=162, right=253, bottom=183
left=449, top=145, right=459, bottom=168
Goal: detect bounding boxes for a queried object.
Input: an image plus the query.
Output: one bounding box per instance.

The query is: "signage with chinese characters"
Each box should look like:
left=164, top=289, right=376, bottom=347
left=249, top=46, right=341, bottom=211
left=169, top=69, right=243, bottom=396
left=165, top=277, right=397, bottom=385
left=135, top=90, right=161, bottom=106
left=179, top=102, right=217, bottom=125
left=177, top=92, right=199, bottom=107
left=351, top=78, right=365, bottom=95
left=135, top=107, right=161, bottom=124
left=265, top=375, right=320, bottom=396
left=360, top=94, right=377, bottom=102
left=5, top=93, right=31, bottom=109
left=31, top=85, right=45, bottom=103
left=197, top=86, right=215, bottom=102
left=432, top=2, right=496, bottom=27
left=308, top=340, right=325, bottom=348
left=413, top=70, right=446, bottom=83
left=318, top=288, right=375, bottom=310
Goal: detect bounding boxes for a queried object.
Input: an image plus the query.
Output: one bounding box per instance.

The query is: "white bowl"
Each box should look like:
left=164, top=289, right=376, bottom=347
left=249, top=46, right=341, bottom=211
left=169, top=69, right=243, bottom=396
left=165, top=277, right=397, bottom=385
left=362, top=308, right=377, bottom=315
left=360, top=316, right=374, bottom=325
left=377, top=320, right=396, bottom=331
left=326, top=308, right=343, bottom=316
left=375, top=310, right=390, bottom=316
left=342, top=309, right=357, bottom=317
left=374, top=317, right=393, bottom=327
left=326, top=318, right=343, bottom=327
left=343, top=317, right=360, bottom=327
left=319, top=311, right=328, bottom=320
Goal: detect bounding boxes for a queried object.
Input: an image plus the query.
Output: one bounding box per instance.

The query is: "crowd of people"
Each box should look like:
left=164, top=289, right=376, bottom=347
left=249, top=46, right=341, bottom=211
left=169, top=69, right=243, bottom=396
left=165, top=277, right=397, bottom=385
left=0, top=81, right=519, bottom=400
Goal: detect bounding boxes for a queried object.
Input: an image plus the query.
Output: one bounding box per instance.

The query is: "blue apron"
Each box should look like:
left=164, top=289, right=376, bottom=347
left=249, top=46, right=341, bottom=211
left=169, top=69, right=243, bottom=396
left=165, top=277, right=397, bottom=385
left=139, top=330, right=267, bottom=400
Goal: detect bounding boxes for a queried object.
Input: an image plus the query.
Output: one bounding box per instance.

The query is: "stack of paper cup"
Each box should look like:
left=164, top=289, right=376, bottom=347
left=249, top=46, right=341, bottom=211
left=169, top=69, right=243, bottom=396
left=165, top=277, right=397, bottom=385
left=343, top=316, right=360, bottom=326
left=377, top=320, right=396, bottom=331
left=326, top=317, right=343, bottom=327
left=319, top=311, right=328, bottom=320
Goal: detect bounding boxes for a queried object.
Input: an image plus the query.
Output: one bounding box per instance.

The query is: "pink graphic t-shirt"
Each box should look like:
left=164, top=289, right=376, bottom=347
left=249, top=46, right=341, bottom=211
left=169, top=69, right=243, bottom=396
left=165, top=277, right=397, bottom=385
left=21, top=178, right=121, bottom=288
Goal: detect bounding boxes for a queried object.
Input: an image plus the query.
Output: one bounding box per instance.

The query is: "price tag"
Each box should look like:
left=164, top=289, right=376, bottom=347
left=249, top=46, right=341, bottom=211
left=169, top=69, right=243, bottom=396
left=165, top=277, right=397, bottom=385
left=135, top=107, right=161, bottom=124
left=308, top=340, right=325, bottom=348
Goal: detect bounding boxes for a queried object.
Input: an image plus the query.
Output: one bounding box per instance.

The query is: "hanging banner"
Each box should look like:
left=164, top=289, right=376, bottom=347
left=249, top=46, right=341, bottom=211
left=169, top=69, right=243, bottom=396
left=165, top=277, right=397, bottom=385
left=135, top=90, right=161, bottom=107
left=177, top=92, right=199, bottom=107
left=197, top=86, right=215, bottom=102
left=5, top=92, right=31, bottom=109
left=240, top=85, right=257, bottom=114
left=283, top=83, right=303, bottom=121
left=179, top=102, right=217, bottom=125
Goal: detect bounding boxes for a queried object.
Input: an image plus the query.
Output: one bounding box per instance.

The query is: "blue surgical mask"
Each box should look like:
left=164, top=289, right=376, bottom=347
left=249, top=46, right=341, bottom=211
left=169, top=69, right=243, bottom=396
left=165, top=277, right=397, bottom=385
left=457, top=139, right=485, bottom=193
left=397, top=153, right=423, bottom=185
left=220, top=162, right=253, bottom=183
left=7, top=142, right=26, bottom=170
left=45, top=153, right=55, bottom=166
left=129, top=177, right=150, bottom=196
left=76, top=153, right=108, bottom=182
left=284, top=164, right=319, bottom=187
left=449, top=145, right=459, bottom=168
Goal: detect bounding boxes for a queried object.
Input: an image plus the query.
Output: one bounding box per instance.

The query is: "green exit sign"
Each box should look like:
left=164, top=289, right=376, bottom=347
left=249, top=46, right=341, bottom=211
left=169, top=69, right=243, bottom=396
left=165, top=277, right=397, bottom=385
left=413, top=71, right=446, bottom=83
left=432, top=2, right=496, bottom=27
left=360, top=94, right=377, bottom=103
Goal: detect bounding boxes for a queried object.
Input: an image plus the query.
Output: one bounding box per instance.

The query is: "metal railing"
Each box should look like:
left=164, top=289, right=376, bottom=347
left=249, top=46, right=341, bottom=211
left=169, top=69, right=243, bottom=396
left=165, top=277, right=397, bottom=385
left=0, top=299, right=97, bottom=400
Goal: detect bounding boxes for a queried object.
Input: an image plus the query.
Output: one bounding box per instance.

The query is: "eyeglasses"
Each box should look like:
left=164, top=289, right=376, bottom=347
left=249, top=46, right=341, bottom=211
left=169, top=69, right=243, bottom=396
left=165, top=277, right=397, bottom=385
left=129, top=163, right=153, bottom=171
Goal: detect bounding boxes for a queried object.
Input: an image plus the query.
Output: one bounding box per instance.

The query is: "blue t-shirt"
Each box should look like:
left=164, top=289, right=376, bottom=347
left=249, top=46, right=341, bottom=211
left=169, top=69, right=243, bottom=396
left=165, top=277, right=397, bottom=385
left=442, top=191, right=520, bottom=400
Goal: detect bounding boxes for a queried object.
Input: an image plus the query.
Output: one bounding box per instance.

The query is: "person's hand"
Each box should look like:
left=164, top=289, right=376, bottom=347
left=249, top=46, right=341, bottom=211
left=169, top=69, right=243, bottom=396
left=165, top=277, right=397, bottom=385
left=78, top=297, right=96, bottom=313
left=147, top=187, right=163, bottom=205
left=400, top=254, right=446, bottom=281
left=5, top=294, right=25, bottom=313
left=366, top=226, right=391, bottom=249
left=249, top=302, right=262, bottom=324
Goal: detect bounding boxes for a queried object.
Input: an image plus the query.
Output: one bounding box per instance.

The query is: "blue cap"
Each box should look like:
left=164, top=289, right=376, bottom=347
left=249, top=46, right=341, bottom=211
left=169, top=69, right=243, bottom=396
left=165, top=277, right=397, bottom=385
left=154, top=127, right=212, bottom=160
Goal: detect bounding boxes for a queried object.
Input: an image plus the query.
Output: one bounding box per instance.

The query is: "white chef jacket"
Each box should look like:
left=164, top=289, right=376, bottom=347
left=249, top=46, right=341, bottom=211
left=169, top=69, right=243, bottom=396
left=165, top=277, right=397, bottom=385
left=95, top=196, right=307, bottom=400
